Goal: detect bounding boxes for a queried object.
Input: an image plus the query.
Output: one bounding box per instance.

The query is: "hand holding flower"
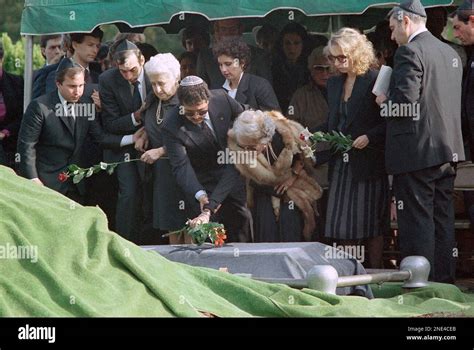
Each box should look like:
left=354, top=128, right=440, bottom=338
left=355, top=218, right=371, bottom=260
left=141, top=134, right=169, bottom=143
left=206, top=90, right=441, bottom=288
left=187, top=210, right=211, bottom=228
left=163, top=221, right=227, bottom=247
left=58, top=159, right=141, bottom=184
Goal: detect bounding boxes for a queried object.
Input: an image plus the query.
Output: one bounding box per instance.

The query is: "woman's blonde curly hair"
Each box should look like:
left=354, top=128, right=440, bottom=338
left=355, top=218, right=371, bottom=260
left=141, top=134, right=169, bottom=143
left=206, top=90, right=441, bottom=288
left=325, top=27, right=377, bottom=76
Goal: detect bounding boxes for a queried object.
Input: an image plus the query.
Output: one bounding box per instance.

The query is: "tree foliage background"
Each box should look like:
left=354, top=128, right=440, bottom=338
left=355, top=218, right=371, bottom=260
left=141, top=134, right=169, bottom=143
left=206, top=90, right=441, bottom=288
left=1, top=33, right=45, bottom=75
left=0, top=0, right=23, bottom=42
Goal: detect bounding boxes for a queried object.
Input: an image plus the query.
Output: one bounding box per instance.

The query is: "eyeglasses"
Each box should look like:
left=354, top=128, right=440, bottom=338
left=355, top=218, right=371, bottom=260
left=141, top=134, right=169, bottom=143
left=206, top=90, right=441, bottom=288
left=184, top=109, right=208, bottom=117
left=328, top=55, right=348, bottom=64
left=312, top=64, right=332, bottom=73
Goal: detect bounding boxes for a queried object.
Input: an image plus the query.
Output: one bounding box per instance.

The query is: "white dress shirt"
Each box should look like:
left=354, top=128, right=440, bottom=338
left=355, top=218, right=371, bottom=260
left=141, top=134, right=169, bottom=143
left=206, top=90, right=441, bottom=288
left=222, top=72, right=243, bottom=99
left=408, top=27, right=428, bottom=43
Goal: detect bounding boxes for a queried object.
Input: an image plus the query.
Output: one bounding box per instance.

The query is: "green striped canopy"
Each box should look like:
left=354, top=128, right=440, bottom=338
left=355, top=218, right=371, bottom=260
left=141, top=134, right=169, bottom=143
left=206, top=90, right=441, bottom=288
left=21, top=0, right=456, bottom=35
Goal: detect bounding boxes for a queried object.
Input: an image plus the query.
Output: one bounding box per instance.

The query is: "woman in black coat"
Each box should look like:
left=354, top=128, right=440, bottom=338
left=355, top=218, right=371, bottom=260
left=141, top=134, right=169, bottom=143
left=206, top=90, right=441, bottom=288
left=212, top=36, right=280, bottom=111
left=315, top=28, right=389, bottom=268
left=141, top=53, right=189, bottom=243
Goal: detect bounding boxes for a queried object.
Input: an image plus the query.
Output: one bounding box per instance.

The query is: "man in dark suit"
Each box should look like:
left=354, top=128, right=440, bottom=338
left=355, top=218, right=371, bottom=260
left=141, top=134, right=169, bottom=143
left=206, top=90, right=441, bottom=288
left=99, top=39, right=151, bottom=241
left=377, top=0, right=465, bottom=283
left=39, top=35, right=63, bottom=66
left=197, top=19, right=272, bottom=89
left=452, top=0, right=474, bottom=233
left=17, top=59, right=137, bottom=201
left=32, top=35, right=70, bottom=100
left=0, top=43, right=24, bottom=168
left=162, top=76, right=252, bottom=242
left=33, top=35, right=63, bottom=83
left=43, top=31, right=104, bottom=97
left=69, top=29, right=103, bottom=84
left=452, top=1, right=474, bottom=160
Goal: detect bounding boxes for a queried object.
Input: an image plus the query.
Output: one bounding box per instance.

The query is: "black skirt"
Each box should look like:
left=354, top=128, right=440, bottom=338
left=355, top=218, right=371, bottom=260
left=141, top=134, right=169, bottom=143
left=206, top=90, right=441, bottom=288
left=325, top=157, right=389, bottom=240
left=152, top=158, right=187, bottom=231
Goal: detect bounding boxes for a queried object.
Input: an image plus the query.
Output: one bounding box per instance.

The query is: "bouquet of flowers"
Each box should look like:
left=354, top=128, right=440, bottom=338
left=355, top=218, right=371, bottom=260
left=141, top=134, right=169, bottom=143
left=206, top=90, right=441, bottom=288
left=163, top=222, right=227, bottom=247
left=58, top=160, right=141, bottom=184
left=299, top=129, right=353, bottom=158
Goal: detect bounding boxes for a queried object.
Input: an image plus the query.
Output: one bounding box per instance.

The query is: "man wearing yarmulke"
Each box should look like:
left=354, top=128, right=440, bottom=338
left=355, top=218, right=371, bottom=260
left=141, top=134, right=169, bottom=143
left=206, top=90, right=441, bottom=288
left=376, top=0, right=465, bottom=283
left=99, top=39, right=152, bottom=241
left=162, top=76, right=252, bottom=242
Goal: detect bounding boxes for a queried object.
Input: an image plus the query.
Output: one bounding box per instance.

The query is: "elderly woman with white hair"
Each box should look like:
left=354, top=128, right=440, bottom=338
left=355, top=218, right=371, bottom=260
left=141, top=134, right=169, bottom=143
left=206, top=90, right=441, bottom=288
left=140, top=53, right=189, bottom=243
left=228, top=110, right=323, bottom=242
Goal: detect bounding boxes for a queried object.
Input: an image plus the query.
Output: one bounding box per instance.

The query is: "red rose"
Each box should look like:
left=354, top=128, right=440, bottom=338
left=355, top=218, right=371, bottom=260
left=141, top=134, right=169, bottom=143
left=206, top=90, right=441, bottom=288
left=58, top=172, right=69, bottom=183
left=214, top=231, right=227, bottom=247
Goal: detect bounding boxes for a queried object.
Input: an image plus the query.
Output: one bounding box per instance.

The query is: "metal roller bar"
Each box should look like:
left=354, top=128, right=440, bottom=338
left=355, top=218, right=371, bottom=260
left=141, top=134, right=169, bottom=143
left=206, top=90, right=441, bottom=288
left=336, top=271, right=411, bottom=287
left=238, top=256, right=430, bottom=294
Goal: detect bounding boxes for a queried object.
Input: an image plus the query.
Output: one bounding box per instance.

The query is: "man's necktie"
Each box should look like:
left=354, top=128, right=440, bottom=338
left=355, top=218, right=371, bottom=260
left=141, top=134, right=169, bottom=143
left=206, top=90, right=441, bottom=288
left=66, top=102, right=75, bottom=134
left=200, top=120, right=217, bottom=145
left=84, top=69, right=92, bottom=84
left=132, top=81, right=142, bottom=111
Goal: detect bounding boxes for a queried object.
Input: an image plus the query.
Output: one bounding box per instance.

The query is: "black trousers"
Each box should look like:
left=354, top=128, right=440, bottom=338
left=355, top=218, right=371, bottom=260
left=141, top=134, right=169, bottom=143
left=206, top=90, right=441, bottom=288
left=214, top=196, right=253, bottom=243
left=115, top=161, right=143, bottom=242
left=393, top=163, right=457, bottom=283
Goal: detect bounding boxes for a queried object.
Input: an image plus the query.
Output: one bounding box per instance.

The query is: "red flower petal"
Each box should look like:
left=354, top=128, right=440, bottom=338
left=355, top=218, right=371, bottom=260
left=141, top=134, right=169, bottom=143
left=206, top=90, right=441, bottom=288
left=58, top=172, right=69, bottom=183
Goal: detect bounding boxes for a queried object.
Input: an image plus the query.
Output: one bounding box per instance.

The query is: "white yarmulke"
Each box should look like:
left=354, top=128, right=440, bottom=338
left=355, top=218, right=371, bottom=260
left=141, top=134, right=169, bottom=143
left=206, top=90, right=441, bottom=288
left=180, top=75, right=204, bottom=87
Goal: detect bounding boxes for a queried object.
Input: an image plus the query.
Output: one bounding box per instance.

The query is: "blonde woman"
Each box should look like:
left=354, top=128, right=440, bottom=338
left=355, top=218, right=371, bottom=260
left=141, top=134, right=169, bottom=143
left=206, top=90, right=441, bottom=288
left=315, top=28, right=389, bottom=268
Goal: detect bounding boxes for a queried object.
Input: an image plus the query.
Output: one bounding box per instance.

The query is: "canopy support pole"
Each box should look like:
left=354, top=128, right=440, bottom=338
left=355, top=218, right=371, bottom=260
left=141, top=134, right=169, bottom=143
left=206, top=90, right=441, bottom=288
left=23, top=35, right=33, bottom=112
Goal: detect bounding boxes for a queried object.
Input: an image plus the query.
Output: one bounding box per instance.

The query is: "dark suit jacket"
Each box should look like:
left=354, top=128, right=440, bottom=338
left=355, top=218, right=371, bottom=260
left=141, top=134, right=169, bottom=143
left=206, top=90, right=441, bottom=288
left=385, top=31, right=465, bottom=174
left=232, top=73, right=280, bottom=111
left=17, top=90, right=123, bottom=194
left=316, top=70, right=386, bottom=181
left=462, top=49, right=474, bottom=160
left=99, top=67, right=151, bottom=162
left=162, top=90, right=244, bottom=211
left=0, top=70, right=24, bottom=152
left=32, top=62, right=60, bottom=99
left=197, top=45, right=272, bottom=89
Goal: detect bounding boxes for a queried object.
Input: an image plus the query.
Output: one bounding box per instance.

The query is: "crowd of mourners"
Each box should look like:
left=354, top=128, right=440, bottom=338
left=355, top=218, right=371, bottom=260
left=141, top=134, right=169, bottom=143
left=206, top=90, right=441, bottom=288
left=1, top=0, right=473, bottom=282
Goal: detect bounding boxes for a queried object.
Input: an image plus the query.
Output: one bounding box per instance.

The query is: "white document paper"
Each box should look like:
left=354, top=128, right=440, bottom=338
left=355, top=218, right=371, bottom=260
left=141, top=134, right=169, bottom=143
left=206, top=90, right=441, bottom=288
left=372, top=65, right=392, bottom=97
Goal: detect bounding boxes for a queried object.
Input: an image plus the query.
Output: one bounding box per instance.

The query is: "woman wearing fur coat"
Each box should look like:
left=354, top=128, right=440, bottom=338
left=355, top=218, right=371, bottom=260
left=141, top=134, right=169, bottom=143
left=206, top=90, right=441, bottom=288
left=228, top=110, right=323, bottom=242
